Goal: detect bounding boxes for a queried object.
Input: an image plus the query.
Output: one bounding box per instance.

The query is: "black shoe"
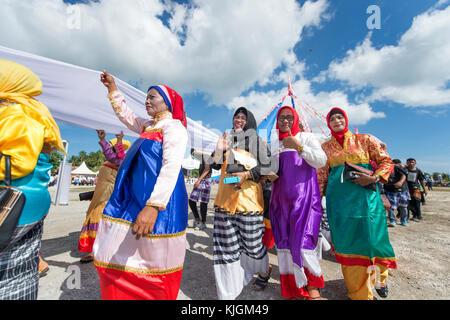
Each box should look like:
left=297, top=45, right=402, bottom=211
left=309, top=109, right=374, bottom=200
left=376, top=285, right=389, bottom=298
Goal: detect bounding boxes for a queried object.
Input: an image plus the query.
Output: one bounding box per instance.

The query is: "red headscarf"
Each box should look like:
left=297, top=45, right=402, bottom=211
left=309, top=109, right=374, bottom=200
left=326, top=107, right=348, bottom=147
left=276, top=105, right=301, bottom=141
left=148, top=85, right=187, bottom=128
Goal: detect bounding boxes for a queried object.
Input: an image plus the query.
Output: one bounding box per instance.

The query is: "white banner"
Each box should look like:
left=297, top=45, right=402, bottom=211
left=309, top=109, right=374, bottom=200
left=0, top=45, right=219, bottom=152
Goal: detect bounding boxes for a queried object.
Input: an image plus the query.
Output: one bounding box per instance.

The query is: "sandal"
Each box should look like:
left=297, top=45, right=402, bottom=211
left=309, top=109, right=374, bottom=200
left=80, top=253, right=94, bottom=264
left=306, top=287, right=322, bottom=300
left=252, top=265, right=272, bottom=291
left=39, top=257, right=49, bottom=278
left=375, top=284, right=389, bottom=298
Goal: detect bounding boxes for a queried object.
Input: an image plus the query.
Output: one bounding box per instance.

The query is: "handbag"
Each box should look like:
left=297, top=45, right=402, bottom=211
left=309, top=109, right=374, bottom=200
left=0, top=153, right=26, bottom=249
left=343, top=161, right=377, bottom=192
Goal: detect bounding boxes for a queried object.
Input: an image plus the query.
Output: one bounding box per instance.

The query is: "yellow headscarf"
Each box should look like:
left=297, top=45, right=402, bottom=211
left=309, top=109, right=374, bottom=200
left=0, top=59, right=64, bottom=152
left=109, top=138, right=131, bottom=151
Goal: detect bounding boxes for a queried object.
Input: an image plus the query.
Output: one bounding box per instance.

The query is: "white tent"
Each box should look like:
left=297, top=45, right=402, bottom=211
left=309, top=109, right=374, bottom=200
left=71, top=162, right=97, bottom=176
left=182, top=157, right=200, bottom=170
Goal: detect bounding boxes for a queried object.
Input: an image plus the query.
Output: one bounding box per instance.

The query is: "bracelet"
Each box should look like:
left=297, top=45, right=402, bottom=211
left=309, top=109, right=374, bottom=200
left=296, top=144, right=303, bottom=155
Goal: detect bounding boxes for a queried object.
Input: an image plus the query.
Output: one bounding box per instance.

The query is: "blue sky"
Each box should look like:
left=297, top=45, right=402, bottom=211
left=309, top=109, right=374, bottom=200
left=1, top=0, right=449, bottom=174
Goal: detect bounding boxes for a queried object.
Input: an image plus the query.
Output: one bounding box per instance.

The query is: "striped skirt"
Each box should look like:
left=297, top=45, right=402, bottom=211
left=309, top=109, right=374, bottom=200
left=0, top=219, right=43, bottom=300
left=213, top=209, right=269, bottom=300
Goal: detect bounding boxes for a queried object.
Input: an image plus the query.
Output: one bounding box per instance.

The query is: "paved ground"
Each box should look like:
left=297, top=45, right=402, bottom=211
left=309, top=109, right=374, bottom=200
left=37, top=185, right=449, bottom=300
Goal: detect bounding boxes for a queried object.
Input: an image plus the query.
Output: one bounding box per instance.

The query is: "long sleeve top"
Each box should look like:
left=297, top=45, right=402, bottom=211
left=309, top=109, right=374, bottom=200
left=271, top=132, right=327, bottom=169
left=317, top=131, right=393, bottom=197
left=99, top=140, right=124, bottom=167
left=107, top=90, right=188, bottom=209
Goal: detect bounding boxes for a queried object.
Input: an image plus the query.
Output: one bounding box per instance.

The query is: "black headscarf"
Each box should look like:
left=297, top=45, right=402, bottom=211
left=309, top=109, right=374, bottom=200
left=226, top=107, right=272, bottom=180
left=232, top=107, right=257, bottom=131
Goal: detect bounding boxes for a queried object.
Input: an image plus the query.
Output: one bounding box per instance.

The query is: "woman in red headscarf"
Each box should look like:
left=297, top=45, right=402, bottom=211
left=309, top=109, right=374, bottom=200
left=317, top=107, right=396, bottom=300
left=92, top=71, right=188, bottom=300
left=269, top=106, right=327, bottom=300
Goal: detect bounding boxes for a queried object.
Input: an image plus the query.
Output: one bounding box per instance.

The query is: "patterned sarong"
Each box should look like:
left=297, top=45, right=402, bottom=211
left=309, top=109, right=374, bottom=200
left=385, top=189, right=410, bottom=210
left=0, top=219, right=43, bottom=300
left=189, top=179, right=211, bottom=203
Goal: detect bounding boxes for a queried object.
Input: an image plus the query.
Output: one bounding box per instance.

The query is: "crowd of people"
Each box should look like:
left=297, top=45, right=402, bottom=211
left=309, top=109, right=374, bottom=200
left=72, top=176, right=96, bottom=186
left=0, top=60, right=435, bottom=301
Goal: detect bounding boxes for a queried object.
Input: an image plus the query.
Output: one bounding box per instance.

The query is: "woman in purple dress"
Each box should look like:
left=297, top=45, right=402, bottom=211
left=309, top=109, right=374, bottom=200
left=269, top=106, right=327, bottom=300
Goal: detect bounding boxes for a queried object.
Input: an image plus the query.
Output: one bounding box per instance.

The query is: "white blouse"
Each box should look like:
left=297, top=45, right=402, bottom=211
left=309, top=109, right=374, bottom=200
left=108, top=90, right=188, bottom=209
left=272, top=132, right=327, bottom=169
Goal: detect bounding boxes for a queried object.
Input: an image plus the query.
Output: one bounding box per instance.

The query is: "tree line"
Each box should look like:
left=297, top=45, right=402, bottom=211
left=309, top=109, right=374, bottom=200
left=49, top=150, right=105, bottom=175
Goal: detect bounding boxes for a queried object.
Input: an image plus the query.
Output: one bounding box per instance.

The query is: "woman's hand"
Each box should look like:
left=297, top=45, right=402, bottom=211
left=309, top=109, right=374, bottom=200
left=96, top=129, right=106, bottom=141
left=115, top=130, right=124, bottom=143
left=216, top=132, right=231, bottom=153
left=352, top=173, right=377, bottom=187
left=282, top=128, right=302, bottom=150
left=231, top=171, right=249, bottom=185
left=100, top=70, right=118, bottom=93
left=132, top=206, right=159, bottom=237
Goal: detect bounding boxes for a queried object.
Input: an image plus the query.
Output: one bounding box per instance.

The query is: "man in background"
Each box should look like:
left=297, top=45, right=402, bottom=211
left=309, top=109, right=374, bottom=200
left=405, top=158, right=427, bottom=221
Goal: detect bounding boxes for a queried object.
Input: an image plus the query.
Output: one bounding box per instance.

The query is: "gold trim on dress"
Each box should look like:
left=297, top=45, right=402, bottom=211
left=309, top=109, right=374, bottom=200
left=145, top=202, right=166, bottom=210
left=101, top=215, right=186, bottom=239
left=94, top=259, right=183, bottom=275
left=143, top=127, right=163, bottom=133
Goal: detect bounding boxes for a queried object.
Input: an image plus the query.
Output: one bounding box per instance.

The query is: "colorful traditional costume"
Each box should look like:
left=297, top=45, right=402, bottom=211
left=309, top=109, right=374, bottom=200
left=78, top=138, right=130, bottom=253
left=211, top=107, right=272, bottom=300
left=269, top=106, right=327, bottom=298
left=0, top=59, right=63, bottom=299
left=317, top=107, right=396, bottom=300
left=93, top=86, right=188, bottom=300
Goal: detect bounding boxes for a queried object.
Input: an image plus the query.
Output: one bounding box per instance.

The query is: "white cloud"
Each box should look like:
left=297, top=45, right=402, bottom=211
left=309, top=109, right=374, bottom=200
left=322, top=5, right=450, bottom=107
left=0, top=0, right=330, bottom=105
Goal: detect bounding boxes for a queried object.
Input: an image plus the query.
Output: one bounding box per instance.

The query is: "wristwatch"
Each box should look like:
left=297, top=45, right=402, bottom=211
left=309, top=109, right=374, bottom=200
left=373, top=174, right=380, bottom=183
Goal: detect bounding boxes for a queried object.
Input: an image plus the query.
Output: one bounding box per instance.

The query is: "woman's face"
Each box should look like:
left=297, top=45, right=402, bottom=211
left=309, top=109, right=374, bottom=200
left=145, top=88, right=169, bottom=117
left=329, top=113, right=346, bottom=132
left=277, top=108, right=294, bottom=133
left=233, top=112, right=247, bottom=132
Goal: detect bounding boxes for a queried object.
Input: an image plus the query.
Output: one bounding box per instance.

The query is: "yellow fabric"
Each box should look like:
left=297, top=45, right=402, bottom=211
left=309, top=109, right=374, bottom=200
left=341, top=265, right=389, bottom=300
left=0, top=104, right=45, bottom=180
left=0, top=59, right=64, bottom=152
left=109, top=138, right=131, bottom=151
left=213, top=151, right=264, bottom=214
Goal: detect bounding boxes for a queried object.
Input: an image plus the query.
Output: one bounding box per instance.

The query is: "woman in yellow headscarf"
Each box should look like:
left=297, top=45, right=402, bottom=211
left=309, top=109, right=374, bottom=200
left=0, top=59, right=64, bottom=300
left=78, top=129, right=130, bottom=263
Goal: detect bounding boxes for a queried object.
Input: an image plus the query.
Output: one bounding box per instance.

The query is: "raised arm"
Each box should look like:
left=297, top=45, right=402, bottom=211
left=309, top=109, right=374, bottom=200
left=100, top=70, right=151, bottom=134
